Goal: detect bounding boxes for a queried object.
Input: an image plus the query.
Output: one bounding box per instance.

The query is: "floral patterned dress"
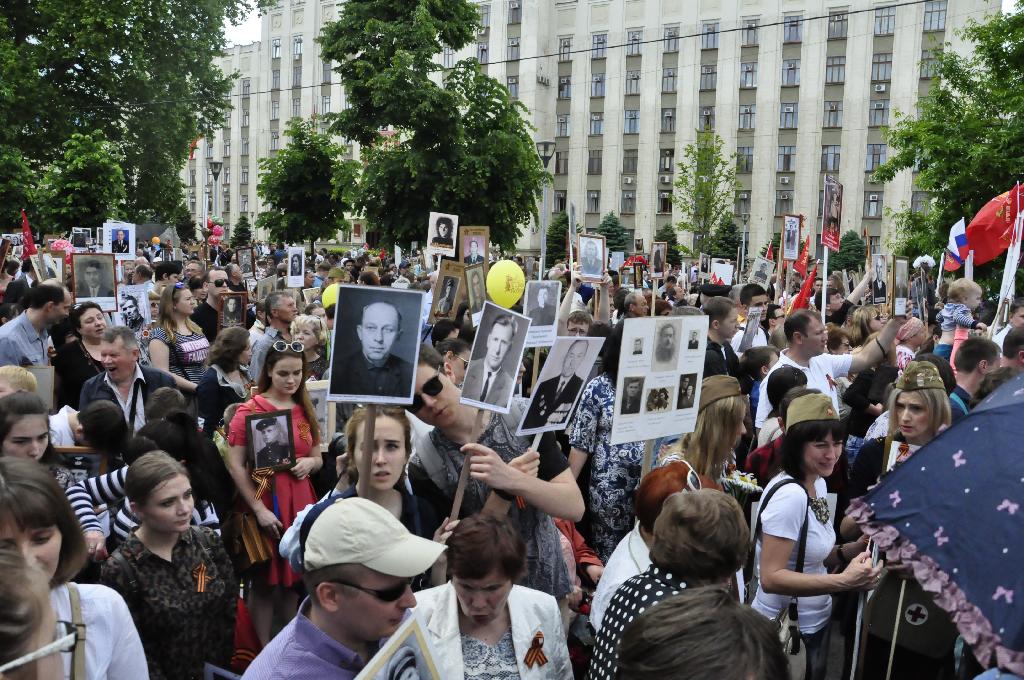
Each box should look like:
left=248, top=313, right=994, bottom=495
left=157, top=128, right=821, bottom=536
left=228, top=394, right=318, bottom=587
left=569, top=373, right=644, bottom=563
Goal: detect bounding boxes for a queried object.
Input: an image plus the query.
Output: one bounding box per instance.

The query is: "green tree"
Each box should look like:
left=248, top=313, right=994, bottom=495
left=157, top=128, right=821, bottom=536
left=0, top=146, right=33, bottom=231
left=654, top=223, right=682, bottom=266
left=760, top=233, right=781, bottom=258
left=319, top=0, right=546, bottom=251
left=231, top=213, right=253, bottom=248
left=168, top=201, right=196, bottom=245
left=672, top=131, right=739, bottom=250
left=705, top=216, right=743, bottom=260
left=546, top=211, right=569, bottom=265
left=832, top=230, right=867, bottom=272
left=596, top=213, right=630, bottom=252
left=38, top=132, right=124, bottom=234
left=256, top=118, right=359, bottom=246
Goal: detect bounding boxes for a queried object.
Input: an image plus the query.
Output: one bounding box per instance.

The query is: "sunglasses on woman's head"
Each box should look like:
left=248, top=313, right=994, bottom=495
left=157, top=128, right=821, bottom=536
left=272, top=340, right=305, bottom=353
left=407, top=368, right=443, bottom=413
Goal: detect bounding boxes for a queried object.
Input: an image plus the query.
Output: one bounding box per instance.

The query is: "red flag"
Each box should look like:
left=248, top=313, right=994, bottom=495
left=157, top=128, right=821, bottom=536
left=765, top=242, right=774, bottom=262
left=787, top=262, right=818, bottom=313
left=793, top=236, right=811, bottom=277
left=20, top=210, right=37, bottom=260
left=965, top=183, right=1020, bottom=266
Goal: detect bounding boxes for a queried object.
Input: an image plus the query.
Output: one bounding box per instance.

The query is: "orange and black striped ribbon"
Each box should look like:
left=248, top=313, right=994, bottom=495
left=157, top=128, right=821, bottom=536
left=193, top=562, right=208, bottom=593
left=251, top=468, right=274, bottom=500
left=515, top=496, right=526, bottom=510
left=524, top=632, right=548, bottom=668
left=896, top=442, right=912, bottom=465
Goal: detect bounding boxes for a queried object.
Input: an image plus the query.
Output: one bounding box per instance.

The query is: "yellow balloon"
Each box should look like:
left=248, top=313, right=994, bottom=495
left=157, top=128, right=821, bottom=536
left=151, top=236, right=160, bottom=245
left=321, top=283, right=339, bottom=309
left=486, top=260, right=525, bottom=308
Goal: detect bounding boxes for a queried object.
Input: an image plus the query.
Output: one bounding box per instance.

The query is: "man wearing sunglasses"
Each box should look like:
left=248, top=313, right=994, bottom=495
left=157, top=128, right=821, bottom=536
left=250, top=291, right=298, bottom=378
left=244, top=498, right=444, bottom=679
left=190, top=268, right=229, bottom=342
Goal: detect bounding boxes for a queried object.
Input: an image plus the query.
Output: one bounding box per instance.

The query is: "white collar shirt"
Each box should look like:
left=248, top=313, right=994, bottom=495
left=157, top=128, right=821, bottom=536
left=755, top=349, right=853, bottom=428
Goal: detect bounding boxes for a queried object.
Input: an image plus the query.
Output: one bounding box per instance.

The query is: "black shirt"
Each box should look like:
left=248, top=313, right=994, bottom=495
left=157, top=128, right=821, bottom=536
left=52, top=340, right=103, bottom=410
left=704, top=339, right=739, bottom=379
left=826, top=299, right=854, bottom=327
left=191, top=301, right=219, bottom=343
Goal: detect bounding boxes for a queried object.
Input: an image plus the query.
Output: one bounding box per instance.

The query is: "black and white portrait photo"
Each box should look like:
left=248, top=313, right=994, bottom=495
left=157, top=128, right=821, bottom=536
left=355, top=616, right=442, bottom=680
left=71, top=228, right=91, bottom=248
left=644, top=387, right=672, bottom=413
left=72, top=253, right=117, bottom=312
left=460, top=302, right=531, bottom=414
left=892, top=256, right=909, bottom=316
left=524, top=280, right=561, bottom=348
left=465, top=264, right=486, bottom=319
left=256, top=275, right=276, bottom=302
left=619, top=376, right=644, bottom=415
left=104, top=223, right=135, bottom=259
left=328, top=286, right=423, bottom=405
left=427, top=212, right=458, bottom=258
left=633, top=238, right=644, bottom=253
left=632, top=338, right=644, bottom=355
left=433, top=276, right=459, bottom=319
left=236, top=247, right=256, bottom=278
left=872, top=254, right=888, bottom=305
left=430, top=259, right=464, bottom=323
left=650, top=318, right=682, bottom=372
left=247, top=410, right=294, bottom=470
left=783, top=214, right=801, bottom=262
left=650, top=242, right=667, bottom=279
left=748, top=256, right=775, bottom=286
left=115, top=284, right=151, bottom=333
left=287, top=246, right=305, bottom=288
left=577, top=234, right=606, bottom=282
left=305, top=380, right=333, bottom=444
left=687, top=329, right=700, bottom=350
left=220, top=292, right=246, bottom=330
left=519, top=336, right=604, bottom=434
left=698, top=253, right=711, bottom=277
left=676, top=373, right=698, bottom=409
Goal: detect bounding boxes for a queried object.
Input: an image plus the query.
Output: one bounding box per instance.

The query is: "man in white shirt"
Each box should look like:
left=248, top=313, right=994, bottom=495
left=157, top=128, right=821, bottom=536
left=755, top=309, right=902, bottom=428
left=993, top=298, right=1024, bottom=352
left=731, top=283, right=770, bottom=354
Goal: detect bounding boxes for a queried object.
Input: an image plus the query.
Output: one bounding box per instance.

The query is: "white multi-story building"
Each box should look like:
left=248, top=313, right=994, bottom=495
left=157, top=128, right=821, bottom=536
left=183, top=0, right=994, bottom=256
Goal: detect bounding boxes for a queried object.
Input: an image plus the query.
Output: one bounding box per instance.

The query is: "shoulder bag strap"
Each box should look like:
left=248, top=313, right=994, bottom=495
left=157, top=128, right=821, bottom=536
left=66, top=583, right=88, bottom=680
left=753, top=479, right=810, bottom=626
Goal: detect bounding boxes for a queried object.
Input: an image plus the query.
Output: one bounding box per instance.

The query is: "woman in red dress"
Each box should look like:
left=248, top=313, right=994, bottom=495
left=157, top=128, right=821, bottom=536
left=225, top=341, right=322, bottom=644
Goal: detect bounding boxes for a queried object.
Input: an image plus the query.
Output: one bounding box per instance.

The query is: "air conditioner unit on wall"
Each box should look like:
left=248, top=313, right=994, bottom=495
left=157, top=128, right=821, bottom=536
left=509, top=0, right=520, bottom=8
left=624, top=176, right=634, bottom=184
left=780, top=176, right=791, bottom=184
left=660, top=175, right=672, bottom=183
left=782, top=192, right=792, bottom=200
left=783, top=105, right=795, bottom=113
left=869, top=194, right=879, bottom=201
left=739, top=192, right=749, bottom=199
left=874, top=84, right=886, bottom=92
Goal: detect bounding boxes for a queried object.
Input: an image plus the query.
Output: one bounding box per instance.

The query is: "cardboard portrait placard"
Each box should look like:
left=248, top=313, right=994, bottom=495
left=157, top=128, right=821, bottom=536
left=354, top=614, right=443, bottom=680
left=610, top=251, right=625, bottom=271
left=891, top=256, right=910, bottom=317
left=236, top=247, right=256, bottom=279
left=650, top=242, right=668, bottom=279
left=577, top=234, right=606, bottom=283
left=698, top=253, right=711, bottom=278
left=301, top=287, right=320, bottom=305
left=71, top=252, right=118, bottom=312
left=611, top=315, right=709, bottom=445
left=286, top=246, right=306, bottom=289
left=524, top=280, right=561, bottom=348
left=255, top=275, right=277, bottom=303
left=219, top=292, right=247, bottom=331
left=464, top=263, right=486, bottom=327
left=113, top=284, right=151, bottom=334
left=822, top=175, right=843, bottom=253
left=247, top=409, right=295, bottom=470
left=29, top=254, right=59, bottom=282
left=327, top=285, right=424, bottom=405
left=102, top=221, right=136, bottom=261
left=517, top=336, right=605, bottom=435
left=782, top=214, right=802, bottom=262
left=71, top=228, right=91, bottom=249
left=737, top=306, right=763, bottom=354
left=26, top=366, right=54, bottom=411
left=459, top=226, right=489, bottom=275
left=426, top=212, right=458, bottom=259
left=871, top=254, right=888, bottom=306
left=620, top=266, right=634, bottom=291
left=429, top=259, right=466, bottom=323
left=56, top=446, right=108, bottom=484
left=460, top=302, right=532, bottom=414
left=634, top=238, right=644, bottom=253
left=748, top=256, right=775, bottom=286
left=305, top=380, right=336, bottom=446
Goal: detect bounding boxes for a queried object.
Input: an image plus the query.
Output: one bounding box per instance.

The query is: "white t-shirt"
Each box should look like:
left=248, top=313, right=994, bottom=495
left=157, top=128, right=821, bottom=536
left=50, top=583, right=149, bottom=680
left=49, top=406, right=77, bottom=447
left=731, top=324, right=768, bottom=353
left=755, top=351, right=853, bottom=427
left=752, top=474, right=836, bottom=634
left=589, top=525, right=651, bottom=633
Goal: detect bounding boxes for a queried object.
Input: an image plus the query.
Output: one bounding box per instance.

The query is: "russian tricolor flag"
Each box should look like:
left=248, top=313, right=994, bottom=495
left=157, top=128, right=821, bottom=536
left=944, top=217, right=968, bottom=271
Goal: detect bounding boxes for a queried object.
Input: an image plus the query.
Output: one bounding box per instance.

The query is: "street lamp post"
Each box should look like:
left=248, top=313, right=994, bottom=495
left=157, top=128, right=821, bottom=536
left=536, top=140, right=555, bottom=280
left=209, top=160, right=223, bottom=241
left=739, top=212, right=750, bottom=278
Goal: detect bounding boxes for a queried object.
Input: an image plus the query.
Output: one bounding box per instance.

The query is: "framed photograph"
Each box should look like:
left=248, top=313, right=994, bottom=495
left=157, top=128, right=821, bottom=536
left=305, top=380, right=336, bottom=445
left=871, top=254, right=888, bottom=306
left=459, top=226, right=489, bottom=275
left=301, top=287, right=320, bottom=305
left=524, top=280, right=561, bottom=348
left=737, top=306, right=763, bottom=353
left=698, top=252, right=711, bottom=277
left=236, top=247, right=256, bottom=279
left=460, top=302, right=532, bottom=414
left=286, top=246, right=305, bottom=288
left=71, top=252, right=117, bottom=312
left=56, top=447, right=108, bottom=484
left=256, top=275, right=277, bottom=302
left=620, top=266, right=634, bottom=291
left=748, top=256, right=775, bottom=286
left=609, top=251, right=625, bottom=271
left=822, top=176, right=843, bottom=253
left=676, top=373, right=698, bottom=409
left=518, top=336, right=605, bottom=435
left=634, top=238, right=644, bottom=253
left=650, top=242, right=667, bottom=279
left=891, top=256, right=910, bottom=317
left=464, top=263, right=486, bottom=326
left=246, top=409, right=295, bottom=470
left=120, top=259, right=136, bottom=284
left=354, top=614, right=442, bottom=680
left=103, top=222, right=136, bottom=260
left=577, top=234, right=606, bottom=283
left=327, top=285, right=424, bottom=405
left=25, top=366, right=54, bottom=411
left=426, top=212, right=458, bottom=259
left=429, top=259, right=465, bottom=323
left=782, top=214, right=802, bottom=262
left=71, top=228, right=91, bottom=249
left=219, top=292, right=247, bottom=330
left=113, top=284, right=151, bottom=333
left=632, top=264, right=644, bottom=289
left=29, top=254, right=59, bottom=282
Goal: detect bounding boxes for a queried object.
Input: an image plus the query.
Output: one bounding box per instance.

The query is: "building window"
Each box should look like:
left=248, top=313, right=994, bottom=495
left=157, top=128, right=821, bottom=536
left=662, top=68, right=677, bottom=92
left=623, top=149, right=639, bottom=174
left=782, top=59, right=800, bottom=86
left=866, top=143, right=887, bottom=171
left=322, top=61, right=332, bottom=83
left=242, top=109, right=250, bottom=127
left=864, top=191, right=883, bottom=217
left=591, top=73, right=605, bottom=97
left=506, top=75, right=519, bottom=98
left=869, top=99, right=890, bottom=126
left=205, top=143, right=213, bottom=158
left=924, top=0, right=946, bottom=31
left=872, top=53, right=893, bottom=82
left=776, top=191, right=794, bottom=215
left=625, top=70, right=640, bottom=95
left=222, top=192, right=230, bottom=214
left=443, top=46, right=455, bottom=68
left=553, top=190, right=567, bottom=213
left=738, top=104, right=756, bottom=130
left=661, top=108, right=676, bottom=132
left=241, top=138, right=249, bottom=155
left=742, top=19, right=759, bottom=46
left=240, top=194, right=248, bottom=212
left=189, top=169, right=196, bottom=186
left=659, top=191, right=673, bottom=214
left=821, top=145, right=841, bottom=171
left=556, top=114, right=570, bottom=137
left=699, top=65, right=716, bottom=90
left=659, top=148, right=675, bottom=172
left=558, top=75, right=571, bottom=99
left=736, top=147, right=754, bottom=173
left=587, top=190, right=600, bottom=213
left=663, top=26, right=679, bottom=52
left=825, top=56, right=845, bottom=84
left=189, top=192, right=196, bottom=212
left=559, top=37, right=572, bottom=61
left=626, top=30, right=642, bottom=55
left=588, top=150, right=602, bottom=175
left=921, top=50, right=940, bottom=78
left=554, top=151, right=568, bottom=174
left=480, top=4, right=491, bottom=28
left=783, top=16, right=803, bottom=43
left=321, top=95, right=331, bottom=114
left=592, top=33, right=608, bottom=58
left=824, top=100, right=843, bottom=127
left=621, top=190, right=636, bottom=214
left=241, top=167, right=249, bottom=184
left=292, top=64, right=301, bottom=87
left=507, top=37, right=520, bottom=61
left=241, top=79, right=250, bottom=96
left=272, top=38, right=281, bottom=58
left=701, top=22, right=719, bottom=49
left=740, top=62, right=757, bottom=88
left=272, top=70, right=280, bottom=89
left=477, top=43, right=488, bottom=63
left=777, top=145, right=796, bottom=171
left=700, top=107, right=715, bottom=132
left=590, top=113, right=604, bottom=135
left=874, top=7, right=896, bottom=36
left=735, top=191, right=751, bottom=216
left=507, top=0, right=521, bottom=24
left=293, top=36, right=303, bottom=56
left=912, top=191, right=931, bottom=213
left=828, top=11, right=848, bottom=39
left=270, top=100, right=279, bottom=120
left=270, top=132, right=279, bottom=151
left=292, top=98, right=300, bottom=117
left=624, top=110, right=640, bottom=134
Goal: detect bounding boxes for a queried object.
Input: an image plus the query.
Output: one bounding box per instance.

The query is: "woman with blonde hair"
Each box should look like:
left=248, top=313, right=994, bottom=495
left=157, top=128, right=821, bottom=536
left=847, top=305, right=886, bottom=348
left=148, top=283, right=209, bottom=395
left=290, top=314, right=329, bottom=380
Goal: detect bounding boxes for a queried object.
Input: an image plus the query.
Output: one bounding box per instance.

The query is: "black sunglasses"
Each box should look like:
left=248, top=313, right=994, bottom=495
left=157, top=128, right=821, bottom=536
left=212, top=279, right=227, bottom=287
left=328, top=579, right=409, bottom=602
left=407, top=368, right=443, bottom=413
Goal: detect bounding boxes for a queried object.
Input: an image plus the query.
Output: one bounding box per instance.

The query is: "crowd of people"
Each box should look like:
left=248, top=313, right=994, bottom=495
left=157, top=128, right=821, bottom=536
left=0, top=238, right=1021, bottom=680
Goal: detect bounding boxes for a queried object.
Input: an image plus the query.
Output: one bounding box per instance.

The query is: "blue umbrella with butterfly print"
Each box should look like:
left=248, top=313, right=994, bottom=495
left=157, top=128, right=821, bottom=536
left=848, top=371, right=1024, bottom=674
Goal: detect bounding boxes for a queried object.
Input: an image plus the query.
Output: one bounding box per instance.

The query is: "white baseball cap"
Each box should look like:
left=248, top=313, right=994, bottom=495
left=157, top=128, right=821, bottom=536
left=303, top=498, right=445, bottom=576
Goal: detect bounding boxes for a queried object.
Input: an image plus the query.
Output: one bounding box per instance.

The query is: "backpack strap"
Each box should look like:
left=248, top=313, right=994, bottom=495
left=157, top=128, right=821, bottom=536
left=66, top=583, right=88, bottom=680
left=108, top=549, right=139, bottom=598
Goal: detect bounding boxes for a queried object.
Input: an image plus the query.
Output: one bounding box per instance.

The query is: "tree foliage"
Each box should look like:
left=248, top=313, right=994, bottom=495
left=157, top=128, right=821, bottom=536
left=231, top=213, right=253, bottom=248
left=0, top=146, right=33, bottom=231
left=319, top=0, right=547, bottom=251
left=832, top=230, right=867, bottom=273
left=672, top=131, right=739, bottom=249
left=169, top=201, right=196, bottom=245
left=256, top=118, right=359, bottom=246
left=596, top=213, right=630, bottom=252
left=654, top=223, right=682, bottom=266
left=705, top=216, right=743, bottom=260
left=545, top=211, right=569, bottom=265
left=38, top=132, right=124, bottom=234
